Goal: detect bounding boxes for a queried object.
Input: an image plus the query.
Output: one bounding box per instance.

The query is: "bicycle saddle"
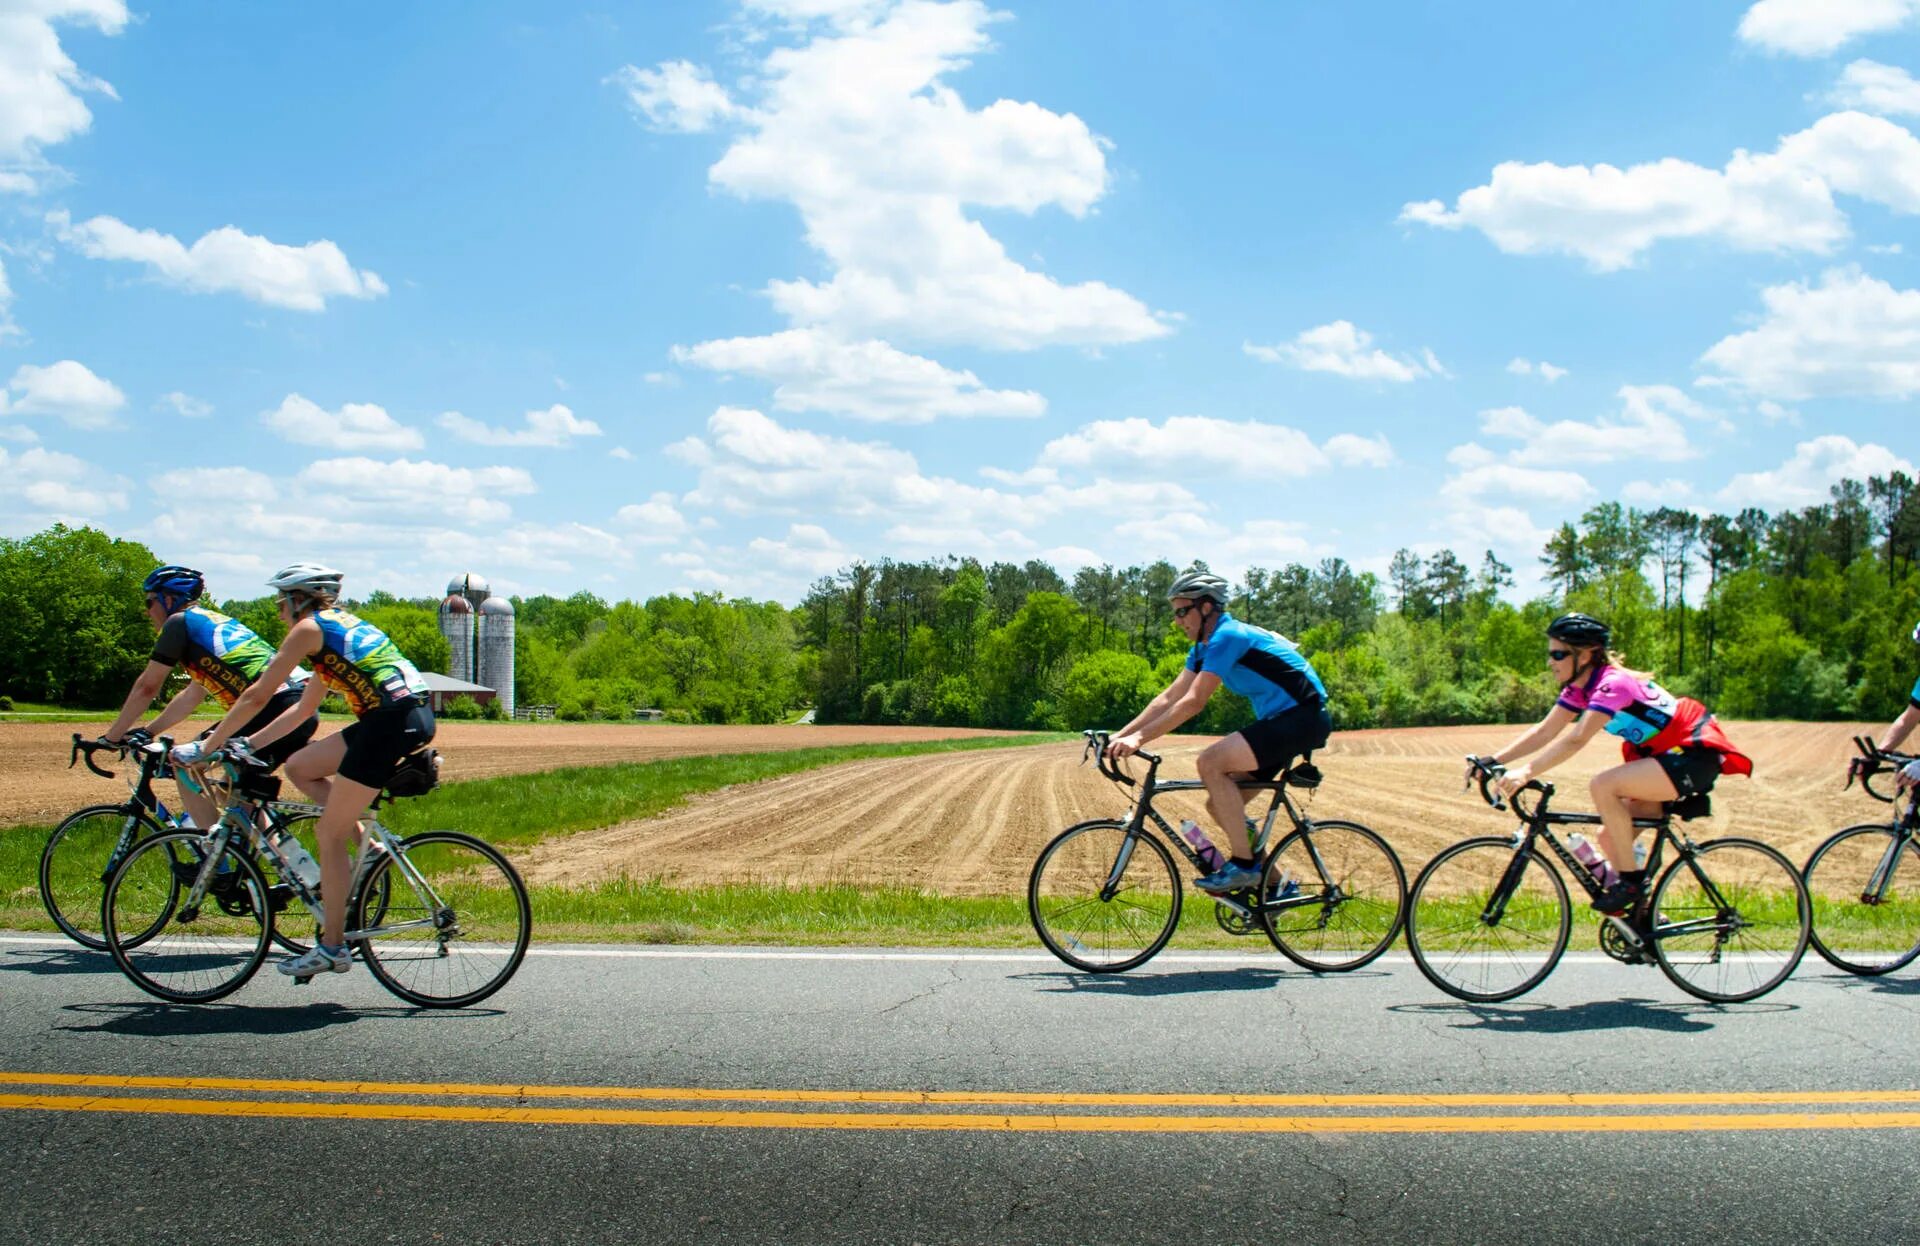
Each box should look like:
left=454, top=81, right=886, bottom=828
left=1283, top=761, right=1322, bottom=789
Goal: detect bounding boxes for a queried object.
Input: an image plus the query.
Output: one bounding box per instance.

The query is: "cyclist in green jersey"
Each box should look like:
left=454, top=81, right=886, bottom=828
left=175, top=562, right=435, bottom=979
left=100, top=565, right=318, bottom=833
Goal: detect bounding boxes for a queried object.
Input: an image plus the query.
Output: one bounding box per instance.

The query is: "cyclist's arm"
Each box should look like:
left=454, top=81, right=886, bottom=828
left=1116, top=669, right=1195, bottom=738
left=1128, top=672, right=1219, bottom=745
left=1508, top=708, right=1605, bottom=780
left=103, top=661, right=175, bottom=742
left=1880, top=703, right=1920, bottom=753
left=144, top=682, right=208, bottom=737
left=245, top=676, right=326, bottom=750
left=1488, top=704, right=1577, bottom=765
left=201, top=620, right=321, bottom=753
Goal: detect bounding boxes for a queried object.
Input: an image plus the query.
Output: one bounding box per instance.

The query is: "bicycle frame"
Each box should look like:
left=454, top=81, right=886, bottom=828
left=1841, top=736, right=1920, bottom=906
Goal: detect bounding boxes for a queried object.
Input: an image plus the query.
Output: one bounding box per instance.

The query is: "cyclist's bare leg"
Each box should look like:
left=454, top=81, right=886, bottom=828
left=1590, top=758, right=1677, bottom=873
left=176, top=780, right=219, bottom=832
left=1198, top=734, right=1261, bottom=859
left=283, top=733, right=344, bottom=805
left=313, top=776, right=381, bottom=948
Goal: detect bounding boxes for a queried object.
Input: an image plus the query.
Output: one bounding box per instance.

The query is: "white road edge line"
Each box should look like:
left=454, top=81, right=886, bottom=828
left=0, top=934, right=1706, bottom=966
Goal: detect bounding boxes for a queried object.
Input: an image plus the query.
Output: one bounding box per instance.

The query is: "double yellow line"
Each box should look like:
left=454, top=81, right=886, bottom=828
left=6, top=1072, right=1920, bottom=1134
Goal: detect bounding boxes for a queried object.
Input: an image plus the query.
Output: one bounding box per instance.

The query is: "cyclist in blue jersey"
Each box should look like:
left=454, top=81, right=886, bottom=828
left=100, top=565, right=318, bottom=834
left=175, top=562, right=435, bottom=980
left=1107, top=570, right=1332, bottom=892
left=1885, top=621, right=1920, bottom=789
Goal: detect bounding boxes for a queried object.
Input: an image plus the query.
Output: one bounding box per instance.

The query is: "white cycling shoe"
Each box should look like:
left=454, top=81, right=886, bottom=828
left=278, top=943, right=352, bottom=977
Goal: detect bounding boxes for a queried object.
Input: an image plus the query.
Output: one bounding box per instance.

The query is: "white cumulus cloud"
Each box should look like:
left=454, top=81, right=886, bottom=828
left=438, top=403, right=604, bottom=447
left=1717, top=436, right=1915, bottom=509
left=610, top=60, right=739, bottom=132
left=0, top=2, right=127, bottom=192
left=1506, top=357, right=1568, bottom=382
left=261, top=394, right=424, bottom=452
left=3, top=359, right=124, bottom=427
left=1244, top=321, right=1444, bottom=382
left=1698, top=267, right=1920, bottom=399
left=1828, top=59, right=1920, bottom=116
left=1038, top=414, right=1392, bottom=478
left=297, top=457, right=536, bottom=526
left=1739, top=0, right=1920, bottom=57
left=53, top=211, right=388, bottom=310
left=154, top=391, right=212, bottom=419
left=673, top=328, right=1044, bottom=423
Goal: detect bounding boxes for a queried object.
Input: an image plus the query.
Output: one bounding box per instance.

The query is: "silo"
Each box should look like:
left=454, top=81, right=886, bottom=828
left=478, top=594, right=515, bottom=716
left=437, top=593, right=474, bottom=683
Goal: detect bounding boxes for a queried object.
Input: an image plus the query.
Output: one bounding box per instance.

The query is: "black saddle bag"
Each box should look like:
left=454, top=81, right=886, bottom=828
left=386, top=748, right=441, bottom=799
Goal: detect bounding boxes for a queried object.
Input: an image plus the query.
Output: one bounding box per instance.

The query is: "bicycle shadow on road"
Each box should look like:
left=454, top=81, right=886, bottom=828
left=0, top=947, right=124, bottom=977
left=1387, top=997, right=1792, bottom=1034
left=1017, top=967, right=1391, bottom=997
left=55, top=1000, right=504, bottom=1038
left=1799, top=969, right=1920, bottom=997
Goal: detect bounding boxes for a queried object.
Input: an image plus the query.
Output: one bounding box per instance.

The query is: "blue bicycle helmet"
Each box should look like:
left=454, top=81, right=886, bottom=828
left=142, top=565, right=204, bottom=610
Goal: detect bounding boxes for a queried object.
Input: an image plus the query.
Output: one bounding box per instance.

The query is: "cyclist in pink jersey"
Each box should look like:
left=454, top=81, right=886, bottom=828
left=1462, top=613, right=1751, bottom=913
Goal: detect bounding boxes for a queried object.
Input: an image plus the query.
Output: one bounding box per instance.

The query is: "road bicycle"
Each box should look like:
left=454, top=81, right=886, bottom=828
left=100, top=745, right=530, bottom=1008
left=1405, top=759, right=1810, bottom=1003
left=40, top=734, right=322, bottom=952
left=1027, top=730, right=1406, bottom=973
left=1801, top=738, right=1920, bottom=976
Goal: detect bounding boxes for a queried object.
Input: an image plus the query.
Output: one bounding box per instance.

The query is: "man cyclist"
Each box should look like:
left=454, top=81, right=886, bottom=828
left=100, top=565, right=318, bottom=834
left=176, top=563, right=435, bottom=980
left=1883, top=621, right=1920, bottom=791
left=1106, top=570, right=1331, bottom=892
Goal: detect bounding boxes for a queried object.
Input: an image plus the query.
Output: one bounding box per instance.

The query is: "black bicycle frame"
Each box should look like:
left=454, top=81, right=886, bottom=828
left=1843, top=736, right=1920, bottom=905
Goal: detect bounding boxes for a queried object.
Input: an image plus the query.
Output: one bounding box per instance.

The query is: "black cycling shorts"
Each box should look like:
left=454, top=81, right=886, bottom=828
left=1653, top=747, right=1723, bottom=799
left=1237, top=702, right=1333, bottom=781
left=337, top=700, right=437, bottom=790
left=198, top=689, right=317, bottom=772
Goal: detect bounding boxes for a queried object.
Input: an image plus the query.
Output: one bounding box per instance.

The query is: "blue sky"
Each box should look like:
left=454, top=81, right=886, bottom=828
left=0, top=0, right=1912, bottom=605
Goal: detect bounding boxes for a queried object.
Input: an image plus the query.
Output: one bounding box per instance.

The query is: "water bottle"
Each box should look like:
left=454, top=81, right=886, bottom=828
left=267, top=827, right=322, bottom=891
left=1179, top=819, right=1226, bottom=873
left=1567, top=833, right=1617, bottom=888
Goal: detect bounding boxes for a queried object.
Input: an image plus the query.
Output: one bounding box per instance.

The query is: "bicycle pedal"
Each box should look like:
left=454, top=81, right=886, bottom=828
left=292, top=974, right=314, bottom=986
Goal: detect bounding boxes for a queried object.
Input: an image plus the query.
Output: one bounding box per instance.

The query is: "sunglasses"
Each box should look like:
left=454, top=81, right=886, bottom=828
left=1547, top=648, right=1573, bottom=661
left=1173, top=604, right=1203, bottom=620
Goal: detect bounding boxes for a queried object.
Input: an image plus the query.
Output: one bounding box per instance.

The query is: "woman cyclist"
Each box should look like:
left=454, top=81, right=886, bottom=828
left=1465, top=613, right=1751, bottom=913
left=100, top=565, right=317, bottom=833
left=174, top=563, right=434, bottom=978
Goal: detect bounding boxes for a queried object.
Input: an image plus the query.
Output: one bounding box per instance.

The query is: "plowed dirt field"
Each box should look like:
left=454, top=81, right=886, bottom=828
left=0, top=721, right=1024, bottom=829
left=517, top=720, right=1891, bottom=892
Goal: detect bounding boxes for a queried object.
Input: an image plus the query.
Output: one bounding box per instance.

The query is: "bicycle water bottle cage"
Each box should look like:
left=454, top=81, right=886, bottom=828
left=1667, top=793, right=1711, bottom=821
left=384, top=748, right=441, bottom=799
left=1284, top=762, right=1322, bottom=789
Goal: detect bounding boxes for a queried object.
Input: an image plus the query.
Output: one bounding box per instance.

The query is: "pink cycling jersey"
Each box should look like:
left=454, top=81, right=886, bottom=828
left=1557, top=663, right=1753, bottom=777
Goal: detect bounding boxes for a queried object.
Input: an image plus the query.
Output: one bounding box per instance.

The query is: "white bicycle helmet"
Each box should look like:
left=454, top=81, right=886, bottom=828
left=267, top=562, right=344, bottom=602
left=1167, top=570, right=1230, bottom=605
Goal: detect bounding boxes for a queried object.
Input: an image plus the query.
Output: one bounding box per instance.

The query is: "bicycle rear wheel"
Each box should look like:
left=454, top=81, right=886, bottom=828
left=1650, top=837, right=1810, bottom=1003
left=103, top=831, right=272, bottom=1003
left=1259, top=819, right=1406, bottom=971
left=1802, top=823, right=1920, bottom=976
left=353, top=832, right=530, bottom=1008
left=39, top=804, right=167, bottom=950
left=1028, top=820, right=1181, bottom=972
left=1406, top=836, right=1571, bottom=1002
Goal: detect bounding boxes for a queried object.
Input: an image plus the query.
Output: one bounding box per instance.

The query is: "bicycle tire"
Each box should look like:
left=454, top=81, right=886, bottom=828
left=1650, top=837, right=1810, bottom=1003
left=1802, top=823, right=1920, bottom=976
left=1406, top=836, right=1571, bottom=1002
left=39, top=803, right=169, bottom=950
left=1258, top=819, right=1406, bottom=971
left=103, top=830, right=273, bottom=1004
left=1028, top=819, right=1182, bottom=972
left=352, top=831, right=530, bottom=1008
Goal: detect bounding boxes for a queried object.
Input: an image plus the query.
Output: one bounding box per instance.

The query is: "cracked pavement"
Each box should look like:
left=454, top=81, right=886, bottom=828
left=1, top=938, right=1918, bottom=1244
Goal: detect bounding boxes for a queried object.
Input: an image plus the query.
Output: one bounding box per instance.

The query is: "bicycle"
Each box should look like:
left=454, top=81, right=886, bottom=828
left=100, top=746, right=531, bottom=1008
left=1027, top=730, right=1406, bottom=973
left=1800, top=738, right=1920, bottom=976
left=1405, top=758, right=1811, bottom=1003
left=40, top=733, right=322, bottom=952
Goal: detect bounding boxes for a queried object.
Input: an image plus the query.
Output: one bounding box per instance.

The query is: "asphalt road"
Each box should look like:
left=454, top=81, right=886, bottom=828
left=2, top=933, right=1917, bottom=1245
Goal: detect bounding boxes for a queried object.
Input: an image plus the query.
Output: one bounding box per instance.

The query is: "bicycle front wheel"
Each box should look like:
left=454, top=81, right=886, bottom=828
left=1651, top=837, right=1810, bottom=1003
left=1803, top=823, right=1920, bottom=976
left=1259, top=820, right=1406, bottom=971
left=1407, top=837, right=1571, bottom=1002
left=103, top=831, right=272, bottom=1003
left=39, top=804, right=167, bottom=950
left=353, top=832, right=531, bottom=1008
left=1028, top=820, right=1181, bottom=972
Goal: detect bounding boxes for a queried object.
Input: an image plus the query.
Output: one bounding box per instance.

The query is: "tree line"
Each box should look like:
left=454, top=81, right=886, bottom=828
left=2, top=470, right=1916, bottom=727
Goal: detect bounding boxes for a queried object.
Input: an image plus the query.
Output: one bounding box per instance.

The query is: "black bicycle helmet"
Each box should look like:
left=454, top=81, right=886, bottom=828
left=1167, top=570, right=1230, bottom=605
left=1547, top=612, right=1611, bottom=649
left=142, top=565, right=204, bottom=608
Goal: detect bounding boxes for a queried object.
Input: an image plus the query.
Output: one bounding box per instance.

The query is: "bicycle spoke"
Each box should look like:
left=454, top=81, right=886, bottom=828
left=1408, top=838, right=1570, bottom=1002
left=1652, top=838, right=1809, bottom=1003
left=1804, top=825, right=1920, bottom=976
left=354, top=832, right=530, bottom=1008
left=1029, top=822, right=1180, bottom=972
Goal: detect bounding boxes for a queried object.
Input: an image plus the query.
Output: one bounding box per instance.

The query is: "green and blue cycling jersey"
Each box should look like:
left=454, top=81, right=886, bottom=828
left=1184, top=612, right=1327, bottom=720
left=151, top=605, right=308, bottom=708
left=311, top=608, right=431, bottom=717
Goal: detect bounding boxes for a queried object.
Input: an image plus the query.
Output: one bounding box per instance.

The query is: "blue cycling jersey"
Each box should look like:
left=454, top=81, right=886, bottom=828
left=1910, top=673, right=1919, bottom=710
left=1185, top=612, right=1327, bottom=719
